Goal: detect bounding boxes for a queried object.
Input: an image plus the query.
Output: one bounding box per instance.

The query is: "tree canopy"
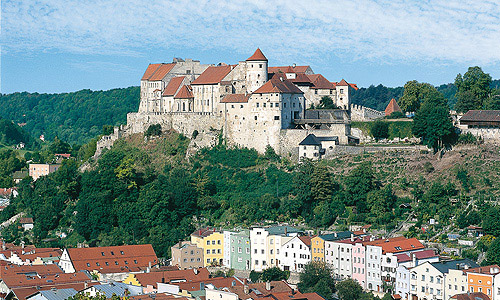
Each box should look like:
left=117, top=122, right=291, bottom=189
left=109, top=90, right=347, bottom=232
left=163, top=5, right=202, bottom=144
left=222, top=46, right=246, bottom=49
left=454, top=66, right=492, bottom=113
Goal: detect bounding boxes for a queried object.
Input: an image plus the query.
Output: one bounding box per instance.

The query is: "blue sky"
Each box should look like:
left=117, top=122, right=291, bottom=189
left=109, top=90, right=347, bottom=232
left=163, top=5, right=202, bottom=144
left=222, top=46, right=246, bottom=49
left=3, top=0, right=500, bottom=94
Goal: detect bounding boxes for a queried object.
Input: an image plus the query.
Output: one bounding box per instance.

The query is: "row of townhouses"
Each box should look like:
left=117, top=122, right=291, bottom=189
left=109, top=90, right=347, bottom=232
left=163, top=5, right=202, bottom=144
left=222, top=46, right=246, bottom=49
left=171, top=227, right=500, bottom=300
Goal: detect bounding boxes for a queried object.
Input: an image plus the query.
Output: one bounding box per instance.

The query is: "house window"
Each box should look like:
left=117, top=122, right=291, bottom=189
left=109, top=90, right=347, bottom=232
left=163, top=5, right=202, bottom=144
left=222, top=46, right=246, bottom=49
left=134, top=260, right=138, bottom=264
left=110, top=251, right=114, bottom=255
left=101, top=252, right=105, bottom=256
left=86, top=263, right=90, bottom=267
left=315, top=90, right=318, bottom=95
left=115, top=261, right=119, bottom=265
left=254, top=116, right=257, bottom=120
left=124, top=261, right=128, bottom=265
left=105, top=262, right=109, bottom=266
left=120, top=251, right=124, bottom=255
left=274, top=116, right=279, bottom=120
left=96, top=262, right=100, bottom=266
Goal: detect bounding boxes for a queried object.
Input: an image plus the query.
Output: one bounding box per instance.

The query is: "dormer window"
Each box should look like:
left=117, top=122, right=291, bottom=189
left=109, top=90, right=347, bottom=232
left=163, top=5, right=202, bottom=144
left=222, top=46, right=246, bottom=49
left=101, top=252, right=105, bottom=256
left=111, top=251, right=114, bottom=255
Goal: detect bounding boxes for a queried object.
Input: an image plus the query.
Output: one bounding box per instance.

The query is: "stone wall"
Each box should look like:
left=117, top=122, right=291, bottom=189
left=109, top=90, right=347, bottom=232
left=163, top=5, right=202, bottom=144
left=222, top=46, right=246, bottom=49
left=459, top=125, right=500, bottom=144
left=350, top=104, right=384, bottom=121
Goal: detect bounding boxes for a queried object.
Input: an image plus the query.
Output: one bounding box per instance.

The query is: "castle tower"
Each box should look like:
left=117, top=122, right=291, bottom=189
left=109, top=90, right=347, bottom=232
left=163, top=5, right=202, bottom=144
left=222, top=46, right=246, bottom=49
left=245, top=48, right=268, bottom=93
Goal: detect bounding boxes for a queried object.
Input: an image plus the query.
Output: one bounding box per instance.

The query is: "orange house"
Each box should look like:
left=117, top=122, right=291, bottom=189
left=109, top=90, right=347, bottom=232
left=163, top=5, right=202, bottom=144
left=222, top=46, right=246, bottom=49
left=464, top=265, right=500, bottom=298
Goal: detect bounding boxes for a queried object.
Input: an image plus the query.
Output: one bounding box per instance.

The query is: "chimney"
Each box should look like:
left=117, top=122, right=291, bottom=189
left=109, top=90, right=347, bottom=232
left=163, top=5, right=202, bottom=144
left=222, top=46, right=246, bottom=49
left=350, top=234, right=354, bottom=242
left=179, top=241, right=183, bottom=249
left=162, top=277, right=165, bottom=283
left=200, top=282, right=205, bottom=290
left=232, top=280, right=236, bottom=287
left=266, top=281, right=271, bottom=291
left=194, top=268, right=199, bottom=275
left=412, top=253, right=416, bottom=267
left=284, top=227, right=288, bottom=235
left=2, top=240, right=5, bottom=251
left=244, top=284, right=249, bottom=294
left=84, top=282, right=88, bottom=289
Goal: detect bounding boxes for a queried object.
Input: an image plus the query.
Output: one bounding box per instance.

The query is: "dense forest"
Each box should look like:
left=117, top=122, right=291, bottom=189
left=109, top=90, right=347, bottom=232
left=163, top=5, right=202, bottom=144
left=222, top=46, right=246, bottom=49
left=350, top=79, right=500, bottom=111
left=0, top=87, right=140, bottom=145
left=0, top=117, right=39, bottom=149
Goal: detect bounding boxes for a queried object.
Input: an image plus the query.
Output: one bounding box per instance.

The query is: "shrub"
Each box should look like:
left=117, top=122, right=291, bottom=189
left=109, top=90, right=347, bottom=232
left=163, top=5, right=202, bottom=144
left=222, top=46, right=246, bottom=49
left=145, top=124, right=162, bottom=137
left=457, top=132, right=477, bottom=144
left=371, top=121, right=389, bottom=141
left=192, top=130, right=199, bottom=140
left=387, top=111, right=406, bottom=119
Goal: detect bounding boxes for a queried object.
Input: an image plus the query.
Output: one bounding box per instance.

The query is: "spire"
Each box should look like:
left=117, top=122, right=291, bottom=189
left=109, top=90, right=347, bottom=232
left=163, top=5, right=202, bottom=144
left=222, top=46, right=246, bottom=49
left=246, top=48, right=268, bottom=61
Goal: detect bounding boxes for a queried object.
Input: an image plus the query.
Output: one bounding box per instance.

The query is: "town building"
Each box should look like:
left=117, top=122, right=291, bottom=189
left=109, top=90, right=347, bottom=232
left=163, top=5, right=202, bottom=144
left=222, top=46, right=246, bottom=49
left=28, top=164, right=61, bottom=181
left=170, top=241, right=204, bottom=269
left=463, top=265, right=500, bottom=298
left=224, top=230, right=251, bottom=270
left=279, top=236, right=312, bottom=272
left=190, top=228, right=224, bottom=266
left=58, top=244, right=158, bottom=280
left=409, top=259, right=478, bottom=300
left=459, top=110, right=500, bottom=143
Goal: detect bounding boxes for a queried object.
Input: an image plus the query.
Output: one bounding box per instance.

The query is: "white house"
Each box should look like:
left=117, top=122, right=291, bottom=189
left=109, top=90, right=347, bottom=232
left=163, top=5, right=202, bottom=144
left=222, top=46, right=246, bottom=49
left=279, top=236, right=312, bottom=272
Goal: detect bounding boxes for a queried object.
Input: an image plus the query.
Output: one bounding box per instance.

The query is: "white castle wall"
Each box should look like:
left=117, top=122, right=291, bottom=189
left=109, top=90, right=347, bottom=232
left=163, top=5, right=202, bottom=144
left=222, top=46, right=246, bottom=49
left=350, top=104, right=384, bottom=121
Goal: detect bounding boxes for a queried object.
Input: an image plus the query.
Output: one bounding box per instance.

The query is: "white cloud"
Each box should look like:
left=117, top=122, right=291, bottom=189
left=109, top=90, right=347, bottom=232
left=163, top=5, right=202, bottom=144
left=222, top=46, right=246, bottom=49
left=3, top=0, right=500, bottom=65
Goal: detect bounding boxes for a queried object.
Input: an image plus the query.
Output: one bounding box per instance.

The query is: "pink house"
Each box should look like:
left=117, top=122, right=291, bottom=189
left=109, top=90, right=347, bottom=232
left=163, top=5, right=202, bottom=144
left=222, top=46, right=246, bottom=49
left=352, top=241, right=368, bottom=289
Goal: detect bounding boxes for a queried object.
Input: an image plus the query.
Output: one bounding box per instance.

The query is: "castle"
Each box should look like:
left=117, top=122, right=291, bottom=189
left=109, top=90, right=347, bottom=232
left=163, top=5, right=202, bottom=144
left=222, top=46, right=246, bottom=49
left=101, top=49, right=382, bottom=157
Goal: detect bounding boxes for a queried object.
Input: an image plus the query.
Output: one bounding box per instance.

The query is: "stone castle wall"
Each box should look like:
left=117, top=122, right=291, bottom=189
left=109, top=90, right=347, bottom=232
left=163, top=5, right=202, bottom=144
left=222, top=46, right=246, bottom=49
left=350, top=104, right=384, bottom=121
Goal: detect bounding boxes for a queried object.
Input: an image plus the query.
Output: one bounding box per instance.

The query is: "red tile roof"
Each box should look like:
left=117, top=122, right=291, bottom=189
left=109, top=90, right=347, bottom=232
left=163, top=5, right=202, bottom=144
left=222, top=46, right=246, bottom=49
left=349, top=83, right=359, bottom=90
left=451, top=292, right=490, bottom=300
left=336, top=79, right=349, bottom=86
left=176, top=276, right=244, bottom=291
left=0, top=188, right=16, bottom=197
left=385, top=98, right=402, bottom=116
left=174, top=85, right=194, bottom=99
left=191, top=228, right=218, bottom=238
left=66, top=244, right=158, bottom=273
left=142, top=64, right=162, bottom=81
left=298, top=236, right=313, bottom=247
left=149, top=63, right=176, bottom=81
left=0, top=264, right=62, bottom=278
left=163, top=77, right=186, bottom=96
left=134, top=268, right=210, bottom=288
left=247, top=48, right=268, bottom=61
left=221, top=94, right=250, bottom=103
left=268, top=66, right=311, bottom=74
left=2, top=272, right=90, bottom=289
left=307, top=74, right=334, bottom=89
left=463, top=265, right=500, bottom=275
left=365, top=237, right=424, bottom=254
left=192, top=65, right=233, bottom=85
left=19, top=218, right=33, bottom=224
left=253, top=75, right=303, bottom=94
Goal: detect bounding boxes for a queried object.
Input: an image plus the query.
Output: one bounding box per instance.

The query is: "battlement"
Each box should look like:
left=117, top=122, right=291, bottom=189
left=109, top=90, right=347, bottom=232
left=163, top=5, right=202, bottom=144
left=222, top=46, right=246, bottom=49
left=350, top=104, right=384, bottom=121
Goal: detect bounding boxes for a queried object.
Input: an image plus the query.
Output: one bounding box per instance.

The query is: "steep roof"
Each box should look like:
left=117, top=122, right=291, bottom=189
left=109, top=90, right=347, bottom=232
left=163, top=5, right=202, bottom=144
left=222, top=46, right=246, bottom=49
left=385, top=98, right=402, bottom=116
left=265, top=226, right=302, bottom=236
left=141, top=64, right=162, bottom=80
left=318, top=231, right=353, bottom=241
left=307, top=74, right=334, bottom=89
left=0, top=264, right=63, bottom=278
left=191, top=228, right=217, bottom=238
left=163, top=76, right=185, bottom=96
left=148, top=63, right=176, bottom=81
left=430, top=259, right=478, bottom=274
left=299, top=134, right=321, bottom=146
left=246, top=48, right=268, bottom=61
left=65, top=244, right=158, bottom=273
left=221, top=94, right=250, bottom=103
left=1, top=272, right=90, bottom=289
left=460, top=110, right=500, bottom=122
left=134, top=268, right=210, bottom=288
left=174, top=85, right=194, bottom=99
left=191, top=65, right=233, bottom=85
left=336, top=79, right=350, bottom=86
left=268, top=66, right=310, bottom=74
left=228, top=280, right=292, bottom=299
left=253, top=75, right=303, bottom=94
left=176, top=276, right=244, bottom=291
left=298, top=236, right=313, bottom=247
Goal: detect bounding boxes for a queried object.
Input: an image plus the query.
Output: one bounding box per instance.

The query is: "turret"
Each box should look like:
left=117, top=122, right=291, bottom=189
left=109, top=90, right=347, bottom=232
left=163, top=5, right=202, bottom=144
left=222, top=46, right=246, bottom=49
left=246, top=48, right=268, bottom=93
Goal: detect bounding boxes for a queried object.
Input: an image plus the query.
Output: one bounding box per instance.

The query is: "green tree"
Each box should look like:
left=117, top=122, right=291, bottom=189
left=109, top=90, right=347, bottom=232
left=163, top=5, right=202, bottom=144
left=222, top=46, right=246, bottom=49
left=249, top=270, right=262, bottom=283
left=412, top=92, right=456, bottom=152
left=482, top=207, right=500, bottom=237
left=335, top=279, right=363, bottom=300
left=298, top=262, right=336, bottom=298
left=317, top=96, right=338, bottom=109
left=261, top=267, right=290, bottom=282
left=399, top=81, right=445, bottom=113
left=454, top=66, right=492, bottom=112
left=486, top=238, right=500, bottom=265
left=370, top=121, right=389, bottom=141
left=49, top=137, right=71, bottom=154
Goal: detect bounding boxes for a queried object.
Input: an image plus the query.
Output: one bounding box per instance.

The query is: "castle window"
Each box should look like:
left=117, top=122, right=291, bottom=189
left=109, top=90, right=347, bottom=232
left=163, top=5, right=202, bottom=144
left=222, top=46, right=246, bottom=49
left=274, top=116, right=279, bottom=120
left=340, top=89, right=344, bottom=94
left=258, top=74, right=260, bottom=78
left=257, top=103, right=259, bottom=107
left=231, top=105, right=234, bottom=108
left=330, top=90, right=333, bottom=94
left=240, top=105, right=243, bottom=108
left=284, top=103, right=287, bottom=108
left=254, top=116, right=257, bottom=120
left=263, top=103, right=266, bottom=108
left=315, top=90, right=318, bottom=94
left=186, top=70, right=191, bottom=74
left=259, top=64, right=262, bottom=68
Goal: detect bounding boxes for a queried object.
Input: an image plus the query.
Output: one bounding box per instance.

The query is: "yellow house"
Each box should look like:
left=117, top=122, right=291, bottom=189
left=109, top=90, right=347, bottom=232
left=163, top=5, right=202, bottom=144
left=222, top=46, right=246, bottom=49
left=311, top=236, right=325, bottom=262
left=191, top=228, right=224, bottom=266
left=123, top=273, right=141, bottom=286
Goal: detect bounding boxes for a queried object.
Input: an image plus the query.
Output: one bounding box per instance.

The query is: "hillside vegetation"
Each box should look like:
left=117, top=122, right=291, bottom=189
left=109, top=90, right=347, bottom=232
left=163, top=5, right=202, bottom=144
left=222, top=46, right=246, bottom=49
left=3, top=131, right=500, bottom=260
left=0, top=87, right=140, bottom=145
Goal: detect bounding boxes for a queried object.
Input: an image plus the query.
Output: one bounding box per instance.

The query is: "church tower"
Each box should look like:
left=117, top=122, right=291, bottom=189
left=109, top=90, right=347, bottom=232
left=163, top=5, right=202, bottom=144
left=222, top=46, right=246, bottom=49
left=246, top=48, right=268, bottom=93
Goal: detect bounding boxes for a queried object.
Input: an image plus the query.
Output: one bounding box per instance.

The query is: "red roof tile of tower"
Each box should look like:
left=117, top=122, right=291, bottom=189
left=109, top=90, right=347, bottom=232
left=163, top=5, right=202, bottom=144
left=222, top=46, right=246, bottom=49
left=253, top=75, right=303, bottom=94
left=149, top=63, right=176, bottom=81
left=246, top=48, right=268, bottom=61
left=174, top=85, right=194, bottom=99
left=385, top=98, right=402, bottom=116
left=336, top=79, right=350, bottom=86
left=163, top=76, right=186, bottom=96
left=191, top=65, right=233, bottom=85
left=66, top=244, right=158, bottom=273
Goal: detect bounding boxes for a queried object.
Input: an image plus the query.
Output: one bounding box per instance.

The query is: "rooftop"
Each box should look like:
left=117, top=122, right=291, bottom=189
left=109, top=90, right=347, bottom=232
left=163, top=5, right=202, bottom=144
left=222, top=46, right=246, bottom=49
left=246, top=48, right=268, bottom=61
